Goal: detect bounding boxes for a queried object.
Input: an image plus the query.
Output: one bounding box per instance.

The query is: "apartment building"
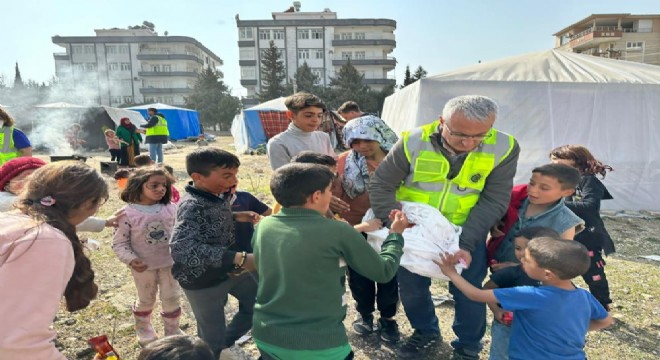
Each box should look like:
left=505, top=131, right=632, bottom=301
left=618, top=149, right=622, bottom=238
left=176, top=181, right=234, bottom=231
left=52, top=28, right=222, bottom=106
left=236, top=2, right=396, bottom=106
left=554, top=13, right=660, bottom=66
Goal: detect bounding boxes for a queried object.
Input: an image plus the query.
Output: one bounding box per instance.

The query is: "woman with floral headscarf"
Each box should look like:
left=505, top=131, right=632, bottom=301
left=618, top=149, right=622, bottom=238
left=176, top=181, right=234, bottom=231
left=116, top=117, right=142, bottom=167
left=331, top=114, right=401, bottom=343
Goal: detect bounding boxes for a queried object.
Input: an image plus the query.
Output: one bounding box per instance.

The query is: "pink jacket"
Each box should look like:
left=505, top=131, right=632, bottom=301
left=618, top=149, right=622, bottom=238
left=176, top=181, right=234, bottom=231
left=112, top=203, right=176, bottom=270
left=0, top=213, right=73, bottom=360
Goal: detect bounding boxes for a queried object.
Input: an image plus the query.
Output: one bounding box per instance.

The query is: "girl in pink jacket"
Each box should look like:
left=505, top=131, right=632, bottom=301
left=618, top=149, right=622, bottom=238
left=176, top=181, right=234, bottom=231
left=112, top=167, right=181, bottom=346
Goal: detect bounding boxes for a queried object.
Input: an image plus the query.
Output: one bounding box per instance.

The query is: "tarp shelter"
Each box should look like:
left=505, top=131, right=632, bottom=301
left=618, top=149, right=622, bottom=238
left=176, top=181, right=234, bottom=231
left=382, top=50, right=660, bottom=211
left=231, top=97, right=289, bottom=154
left=127, top=103, right=201, bottom=140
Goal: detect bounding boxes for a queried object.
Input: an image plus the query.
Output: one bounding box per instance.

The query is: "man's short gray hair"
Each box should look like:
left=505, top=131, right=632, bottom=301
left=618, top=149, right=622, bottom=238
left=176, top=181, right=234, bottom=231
left=442, top=95, right=498, bottom=124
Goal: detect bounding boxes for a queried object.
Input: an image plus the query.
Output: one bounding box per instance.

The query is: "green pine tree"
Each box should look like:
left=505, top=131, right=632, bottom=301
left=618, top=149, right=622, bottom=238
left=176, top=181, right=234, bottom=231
left=257, top=40, right=287, bottom=102
left=327, top=59, right=376, bottom=112
left=401, top=65, right=414, bottom=88
left=413, top=65, right=428, bottom=81
left=291, top=62, right=320, bottom=94
left=185, top=68, right=241, bottom=131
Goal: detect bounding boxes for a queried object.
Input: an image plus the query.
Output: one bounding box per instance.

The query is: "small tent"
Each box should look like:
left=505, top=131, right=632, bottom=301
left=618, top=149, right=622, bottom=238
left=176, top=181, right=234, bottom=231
left=127, top=103, right=201, bottom=140
left=382, top=50, right=660, bottom=211
left=231, top=97, right=289, bottom=154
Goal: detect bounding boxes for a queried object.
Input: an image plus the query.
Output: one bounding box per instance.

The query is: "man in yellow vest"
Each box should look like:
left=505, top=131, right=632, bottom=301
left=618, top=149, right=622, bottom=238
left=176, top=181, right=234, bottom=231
left=1, top=108, right=32, bottom=166
left=141, top=107, right=169, bottom=164
left=370, top=95, right=520, bottom=360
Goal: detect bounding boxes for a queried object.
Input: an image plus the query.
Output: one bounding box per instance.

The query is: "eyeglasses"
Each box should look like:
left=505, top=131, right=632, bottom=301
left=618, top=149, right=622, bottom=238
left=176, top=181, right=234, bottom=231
left=443, top=123, right=492, bottom=141
left=145, top=182, right=168, bottom=191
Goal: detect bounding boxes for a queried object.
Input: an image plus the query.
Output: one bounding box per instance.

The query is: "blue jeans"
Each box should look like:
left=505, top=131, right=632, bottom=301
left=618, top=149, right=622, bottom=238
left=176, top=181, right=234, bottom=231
left=488, top=320, right=511, bottom=360
left=398, top=242, right=487, bottom=354
left=182, top=272, right=257, bottom=358
left=149, top=143, right=164, bottom=163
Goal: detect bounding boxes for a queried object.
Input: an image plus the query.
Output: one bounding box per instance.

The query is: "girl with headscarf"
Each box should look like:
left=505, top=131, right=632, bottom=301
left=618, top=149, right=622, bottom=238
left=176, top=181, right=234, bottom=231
left=116, top=117, right=142, bottom=167
left=330, top=114, right=401, bottom=342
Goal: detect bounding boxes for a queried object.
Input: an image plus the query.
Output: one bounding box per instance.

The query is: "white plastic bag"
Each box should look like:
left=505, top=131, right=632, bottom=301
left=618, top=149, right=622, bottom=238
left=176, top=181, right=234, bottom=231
left=363, top=201, right=463, bottom=280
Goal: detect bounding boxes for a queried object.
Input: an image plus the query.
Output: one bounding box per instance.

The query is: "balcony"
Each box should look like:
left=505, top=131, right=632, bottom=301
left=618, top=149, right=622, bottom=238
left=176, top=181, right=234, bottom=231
left=140, top=87, right=194, bottom=94
left=239, top=60, right=257, bottom=66
left=138, top=71, right=199, bottom=77
left=568, top=26, right=623, bottom=50
left=332, top=57, right=396, bottom=68
left=332, top=39, right=396, bottom=47
left=240, top=79, right=258, bottom=86
left=136, top=51, right=203, bottom=64
left=363, top=78, right=396, bottom=85
left=53, top=52, right=70, bottom=60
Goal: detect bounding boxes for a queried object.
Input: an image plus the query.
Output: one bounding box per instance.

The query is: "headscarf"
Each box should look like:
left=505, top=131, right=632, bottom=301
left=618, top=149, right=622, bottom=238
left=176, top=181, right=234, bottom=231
left=341, top=115, right=398, bottom=198
left=119, top=117, right=136, bottom=133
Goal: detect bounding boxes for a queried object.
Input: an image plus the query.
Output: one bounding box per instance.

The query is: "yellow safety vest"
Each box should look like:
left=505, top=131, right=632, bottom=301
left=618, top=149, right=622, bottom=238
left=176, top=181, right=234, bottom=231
left=146, top=115, right=169, bottom=137
left=0, top=126, right=20, bottom=166
left=395, top=120, right=515, bottom=225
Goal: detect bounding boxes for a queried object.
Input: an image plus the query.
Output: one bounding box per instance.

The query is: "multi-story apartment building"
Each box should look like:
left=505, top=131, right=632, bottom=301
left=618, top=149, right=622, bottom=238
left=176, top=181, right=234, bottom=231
left=52, top=28, right=222, bottom=106
left=236, top=2, right=396, bottom=106
left=554, top=13, right=660, bottom=66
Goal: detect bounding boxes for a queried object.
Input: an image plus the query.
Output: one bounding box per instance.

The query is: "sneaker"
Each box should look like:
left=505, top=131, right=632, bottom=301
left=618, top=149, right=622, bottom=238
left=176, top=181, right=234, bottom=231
left=451, top=348, right=480, bottom=360
left=378, top=318, right=400, bottom=343
left=352, top=314, right=375, bottom=335
left=396, top=330, right=441, bottom=359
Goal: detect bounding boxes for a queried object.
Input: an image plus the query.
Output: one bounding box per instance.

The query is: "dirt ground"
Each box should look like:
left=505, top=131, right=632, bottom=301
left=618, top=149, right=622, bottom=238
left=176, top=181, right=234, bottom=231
left=44, top=136, right=660, bottom=359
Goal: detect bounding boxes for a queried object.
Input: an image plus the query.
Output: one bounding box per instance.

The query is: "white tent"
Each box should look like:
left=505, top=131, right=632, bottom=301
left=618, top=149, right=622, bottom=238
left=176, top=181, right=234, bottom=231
left=382, top=50, right=660, bottom=211
left=231, top=97, right=288, bottom=154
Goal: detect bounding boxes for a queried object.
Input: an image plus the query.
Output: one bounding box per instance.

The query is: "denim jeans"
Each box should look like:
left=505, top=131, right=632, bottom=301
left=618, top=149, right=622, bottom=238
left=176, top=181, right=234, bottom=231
left=398, top=241, right=488, bottom=354
left=182, top=272, right=257, bottom=359
left=149, top=143, right=164, bottom=163
left=488, top=320, right=511, bottom=360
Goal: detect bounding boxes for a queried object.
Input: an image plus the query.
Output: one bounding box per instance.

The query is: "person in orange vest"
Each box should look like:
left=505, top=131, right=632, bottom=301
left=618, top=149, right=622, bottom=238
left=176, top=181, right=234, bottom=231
left=0, top=108, right=32, bottom=166
left=141, top=108, right=169, bottom=164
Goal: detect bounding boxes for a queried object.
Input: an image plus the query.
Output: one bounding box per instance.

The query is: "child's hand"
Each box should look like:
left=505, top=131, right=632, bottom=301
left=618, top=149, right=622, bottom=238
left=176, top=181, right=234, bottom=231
left=490, top=223, right=505, bottom=237
left=105, top=209, right=125, bottom=228
left=233, top=211, right=261, bottom=224
left=355, top=218, right=383, bottom=232
left=389, top=210, right=410, bottom=234
left=432, top=252, right=459, bottom=277
left=491, top=307, right=507, bottom=324
left=129, top=259, right=148, bottom=272
left=330, top=196, right=350, bottom=213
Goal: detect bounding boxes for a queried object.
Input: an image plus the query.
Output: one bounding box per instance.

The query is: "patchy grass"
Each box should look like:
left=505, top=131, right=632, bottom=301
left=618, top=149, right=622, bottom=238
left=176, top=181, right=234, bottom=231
left=44, top=136, right=660, bottom=359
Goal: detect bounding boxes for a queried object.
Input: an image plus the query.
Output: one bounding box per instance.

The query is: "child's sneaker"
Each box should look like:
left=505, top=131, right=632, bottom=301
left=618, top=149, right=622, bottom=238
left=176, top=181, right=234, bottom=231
left=378, top=318, right=400, bottom=343
left=352, top=314, right=375, bottom=335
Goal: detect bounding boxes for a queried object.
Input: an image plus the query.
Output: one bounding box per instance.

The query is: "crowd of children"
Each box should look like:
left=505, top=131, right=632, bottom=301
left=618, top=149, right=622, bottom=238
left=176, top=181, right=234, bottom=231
left=0, top=91, right=621, bottom=360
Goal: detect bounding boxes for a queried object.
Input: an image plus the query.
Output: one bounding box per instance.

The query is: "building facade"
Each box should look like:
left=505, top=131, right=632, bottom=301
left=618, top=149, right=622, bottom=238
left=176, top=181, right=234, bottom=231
left=554, top=13, right=660, bottom=66
left=52, top=28, right=222, bottom=106
left=236, top=3, right=396, bottom=106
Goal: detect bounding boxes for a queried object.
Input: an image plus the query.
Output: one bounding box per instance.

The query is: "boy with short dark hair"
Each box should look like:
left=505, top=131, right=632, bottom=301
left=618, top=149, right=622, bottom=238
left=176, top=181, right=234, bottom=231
left=437, top=237, right=613, bottom=360
left=491, top=163, right=585, bottom=267
left=134, top=154, right=155, bottom=167
left=266, top=92, right=335, bottom=170
left=170, top=148, right=259, bottom=359
left=484, top=227, right=560, bottom=360
left=252, top=163, right=408, bottom=360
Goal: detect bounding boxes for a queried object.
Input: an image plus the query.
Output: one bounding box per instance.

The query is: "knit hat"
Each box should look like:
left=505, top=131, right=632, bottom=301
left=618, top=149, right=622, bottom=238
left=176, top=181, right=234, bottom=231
left=0, top=157, right=47, bottom=191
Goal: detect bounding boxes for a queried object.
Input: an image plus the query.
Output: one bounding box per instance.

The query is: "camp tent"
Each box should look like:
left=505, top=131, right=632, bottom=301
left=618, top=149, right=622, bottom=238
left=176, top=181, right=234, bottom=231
left=127, top=103, right=201, bottom=140
left=382, top=49, right=660, bottom=211
left=231, top=97, right=289, bottom=154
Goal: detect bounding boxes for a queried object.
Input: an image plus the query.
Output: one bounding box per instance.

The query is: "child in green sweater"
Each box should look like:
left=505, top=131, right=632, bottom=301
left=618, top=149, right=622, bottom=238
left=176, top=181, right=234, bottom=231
left=252, top=163, right=408, bottom=360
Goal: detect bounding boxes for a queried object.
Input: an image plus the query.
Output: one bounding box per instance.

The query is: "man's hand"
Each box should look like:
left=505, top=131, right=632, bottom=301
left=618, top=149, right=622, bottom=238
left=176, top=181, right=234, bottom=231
left=129, top=259, right=148, bottom=272
left=454, top=249, right=472, bottom=268
left=490, top=262, right=518, bottom=272
left=432, top=252, right=459, bottom=277
left=330, top=196, right=350, bottom=213
left=105, top=209, right=125, bottom=228
left=233, top=211, right=261, bottom=224
left=388, top=210, right=410, bottom=234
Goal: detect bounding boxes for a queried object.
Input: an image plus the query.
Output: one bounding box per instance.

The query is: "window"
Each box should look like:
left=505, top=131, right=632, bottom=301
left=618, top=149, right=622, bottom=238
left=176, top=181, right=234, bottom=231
left=311, top=29, right=323, bottom=39
left=74, top=64, right=85, bottom=71
left=106, top=45, right=117, bottom=54
left=83, top=45, right=95, bottom=54
left=240, top=48, right=255, bottom=60
left=84, top=63, right=97, bottom=71
left=163, top=97, right=174, bottom=104
left=311, top=68, right=324, bottom=81
left=239, top=27, right=253, bottom=39
left=273, top=29, right=285, bottom=40
left=297, top=29, right=310, bottom=40
left=122, top=79, right=132, bottom=88
left=354, top=51, right=366, bottom=60
left=312, top=49, right=324, bottom=59
left=72, top=45, right=83, bottom=54
left=123, top=96, right=133, bottom=104
left=259, top=30, right=271, bottom=40
left=241, top=67, right=256, bottom=79
left=298, top=49, right=310, bottom=60
left=121, top=63, right=131, bottom=71
left=162, top=65, right=171, bottom=72
left=119, top=45, right=129, bottom=54
left=151, top=65, right=161, bottom=72
left=112, top=96, right=122, bottom=104
left=626, top=41, right=644, bottom=50
left=341, top=51, right=352, bottom=60
left=108, top=63, right=119, bottom=71
left=261, top=49, right=285, bottom=59
left=341, top=33, right=352, bottom=40
left=354, top=32, right=366, bottom=40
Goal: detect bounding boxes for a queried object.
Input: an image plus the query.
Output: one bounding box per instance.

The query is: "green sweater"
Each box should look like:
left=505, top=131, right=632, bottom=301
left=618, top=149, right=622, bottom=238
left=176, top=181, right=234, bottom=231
left=251, top=207, right=404, bottom=351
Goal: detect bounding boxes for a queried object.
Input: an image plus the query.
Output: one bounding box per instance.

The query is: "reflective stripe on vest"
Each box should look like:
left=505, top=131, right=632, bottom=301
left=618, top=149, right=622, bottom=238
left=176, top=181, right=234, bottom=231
left=396, top=120, right=515, bottom=225
left=0, top=126, right=20, bottom=165
left=146, top=115, right=169, bottom=137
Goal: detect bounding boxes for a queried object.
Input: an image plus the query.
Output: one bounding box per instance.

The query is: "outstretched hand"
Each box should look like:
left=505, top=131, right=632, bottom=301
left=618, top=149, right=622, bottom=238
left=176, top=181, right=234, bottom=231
left=388, top=210, right=410, bottom=234
left=233, top=211, right=261, bottom=224
left=432, top=252, right=460, bottom=277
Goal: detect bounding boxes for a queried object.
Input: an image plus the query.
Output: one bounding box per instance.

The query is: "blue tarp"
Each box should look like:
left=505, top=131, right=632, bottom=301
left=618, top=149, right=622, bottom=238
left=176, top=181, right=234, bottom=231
left=231, top=97, right=288, bottom=153
left=127, top=103, right=200, bottom=140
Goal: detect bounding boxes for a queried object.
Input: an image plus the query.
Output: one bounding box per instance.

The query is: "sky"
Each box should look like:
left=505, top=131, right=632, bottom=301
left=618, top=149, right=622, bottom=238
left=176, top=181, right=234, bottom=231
left=2, top=0, right=659, bottom=97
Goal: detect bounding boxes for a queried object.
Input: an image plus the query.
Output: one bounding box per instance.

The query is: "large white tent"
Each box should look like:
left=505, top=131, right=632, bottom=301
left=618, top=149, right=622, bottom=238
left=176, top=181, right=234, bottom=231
left=382, top=50, right=660, bottom=211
